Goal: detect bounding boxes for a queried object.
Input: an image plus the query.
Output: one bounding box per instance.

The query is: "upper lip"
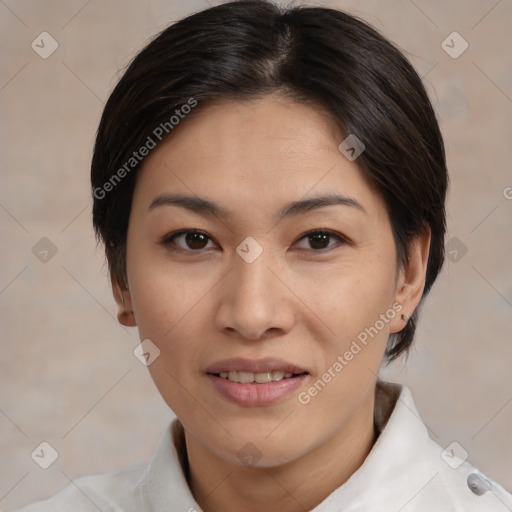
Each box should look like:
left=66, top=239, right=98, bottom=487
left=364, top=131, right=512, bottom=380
left=205, top=357, right=309, bottom=375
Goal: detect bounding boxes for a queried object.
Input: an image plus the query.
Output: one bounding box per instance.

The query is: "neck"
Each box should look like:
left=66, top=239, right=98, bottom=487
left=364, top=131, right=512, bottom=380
left=183, top=392, right=377, bottom=512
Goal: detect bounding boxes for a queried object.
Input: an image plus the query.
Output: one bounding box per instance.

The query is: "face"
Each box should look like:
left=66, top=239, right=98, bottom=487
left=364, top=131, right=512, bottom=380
left=118, top=95, right=427, bottom=468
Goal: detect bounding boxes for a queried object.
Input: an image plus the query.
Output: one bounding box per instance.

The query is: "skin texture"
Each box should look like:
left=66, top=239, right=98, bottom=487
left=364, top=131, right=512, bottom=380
left=112, top=94, right=430, bottom=512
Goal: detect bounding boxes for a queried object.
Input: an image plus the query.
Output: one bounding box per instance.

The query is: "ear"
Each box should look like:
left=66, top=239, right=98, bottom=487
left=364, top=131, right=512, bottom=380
left=111, top=276, right=137, bottom=327
left=389, top=227, right=431, bottom=334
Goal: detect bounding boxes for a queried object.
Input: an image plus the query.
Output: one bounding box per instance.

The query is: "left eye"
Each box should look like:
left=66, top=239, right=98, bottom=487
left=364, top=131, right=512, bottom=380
left=295, top=230, right=346, bottom=251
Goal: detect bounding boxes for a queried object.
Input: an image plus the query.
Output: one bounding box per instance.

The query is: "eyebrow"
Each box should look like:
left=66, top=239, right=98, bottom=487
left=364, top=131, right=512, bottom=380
left=148, top=192, right=366, bottom=221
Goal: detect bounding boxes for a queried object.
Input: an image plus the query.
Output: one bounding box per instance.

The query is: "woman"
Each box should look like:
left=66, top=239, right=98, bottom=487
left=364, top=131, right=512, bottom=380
left=17, top=0, right=512, bottom=510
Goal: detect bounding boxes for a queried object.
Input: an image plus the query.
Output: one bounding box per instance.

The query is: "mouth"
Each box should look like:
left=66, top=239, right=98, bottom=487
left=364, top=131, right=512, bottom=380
left=204, top=357, right=310, bottom=406
left=205, top=357, right=309, bottom=381
left=210, top=370, right=308, bottom=384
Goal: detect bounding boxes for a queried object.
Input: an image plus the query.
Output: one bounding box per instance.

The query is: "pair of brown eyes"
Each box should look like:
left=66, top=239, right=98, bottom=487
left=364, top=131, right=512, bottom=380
left=161, top=229, right=347, bottom=252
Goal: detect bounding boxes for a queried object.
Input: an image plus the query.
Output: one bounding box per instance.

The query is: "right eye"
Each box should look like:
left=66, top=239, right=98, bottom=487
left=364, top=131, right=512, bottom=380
left=160, top=230, right=218, bottom=252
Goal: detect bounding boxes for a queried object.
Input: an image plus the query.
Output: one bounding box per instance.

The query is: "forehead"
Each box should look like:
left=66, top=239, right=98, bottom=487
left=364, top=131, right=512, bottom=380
left=133, top=95, right=385, bottom=220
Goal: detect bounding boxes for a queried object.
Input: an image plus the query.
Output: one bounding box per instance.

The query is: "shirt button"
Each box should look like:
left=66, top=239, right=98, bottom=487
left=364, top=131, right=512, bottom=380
left=467, top=473, right=492, bottom=496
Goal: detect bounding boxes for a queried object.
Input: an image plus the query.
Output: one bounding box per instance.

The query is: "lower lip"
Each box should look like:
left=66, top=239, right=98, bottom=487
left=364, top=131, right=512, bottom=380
left=206, top=373, right=308, bottom=407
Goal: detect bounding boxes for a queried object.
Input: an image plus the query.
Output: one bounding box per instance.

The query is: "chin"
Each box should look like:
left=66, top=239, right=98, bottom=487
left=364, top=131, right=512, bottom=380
left=208, top=428, right=307, bottom=468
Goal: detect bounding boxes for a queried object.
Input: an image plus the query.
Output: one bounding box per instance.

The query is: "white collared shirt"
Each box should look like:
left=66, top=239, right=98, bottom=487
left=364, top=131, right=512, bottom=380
left=15, top=382, right=512, bottom=511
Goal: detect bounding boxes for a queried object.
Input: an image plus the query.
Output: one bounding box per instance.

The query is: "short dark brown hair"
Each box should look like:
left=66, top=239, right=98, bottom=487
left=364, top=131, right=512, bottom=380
left=91, top=0, right=448, bottom=361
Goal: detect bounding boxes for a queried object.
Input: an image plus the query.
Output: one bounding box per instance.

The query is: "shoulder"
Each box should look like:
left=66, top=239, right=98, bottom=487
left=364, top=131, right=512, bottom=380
left=400, top=391, right=512, bottom=511
left=426, top=446, right=512, bottom=511
left=371, top=382, right=512, bottom=511
left=14, top=420, right=195, bottom=512
left=12, top=459, right=149, bottom=512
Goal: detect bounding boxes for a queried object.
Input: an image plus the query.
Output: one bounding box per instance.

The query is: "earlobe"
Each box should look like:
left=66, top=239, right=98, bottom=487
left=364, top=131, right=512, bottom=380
left=390, top=228, right=431, bottom=334
left=111, top=277, right=137, bottom=327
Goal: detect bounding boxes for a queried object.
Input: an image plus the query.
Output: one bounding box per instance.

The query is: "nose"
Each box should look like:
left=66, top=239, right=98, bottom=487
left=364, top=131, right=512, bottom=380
left=214, top=250, right=296, bottom=341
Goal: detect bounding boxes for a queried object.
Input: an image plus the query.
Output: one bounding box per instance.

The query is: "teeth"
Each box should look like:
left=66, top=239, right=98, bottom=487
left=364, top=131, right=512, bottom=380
left=217, top=370, right=299, bottom=383
left=272, top=370, right=285, bottom=381
left=238, top=371, right=255, bottom=384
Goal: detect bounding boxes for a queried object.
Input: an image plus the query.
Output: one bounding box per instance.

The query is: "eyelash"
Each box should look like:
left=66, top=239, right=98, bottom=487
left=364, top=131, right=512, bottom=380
left=160, top=229, right=349, bottom=254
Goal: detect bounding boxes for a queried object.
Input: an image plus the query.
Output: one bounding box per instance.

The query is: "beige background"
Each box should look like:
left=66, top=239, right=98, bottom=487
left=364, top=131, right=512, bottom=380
left=1, top=0, right=511, bottom=509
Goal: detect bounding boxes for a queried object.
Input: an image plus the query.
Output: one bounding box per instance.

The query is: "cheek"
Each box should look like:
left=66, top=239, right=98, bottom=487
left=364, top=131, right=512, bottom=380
left=128, top=268, right=209, bottom=414
left=126, top=251, right=216, bottom=378
left=300, top=253, right=397, bottom=384
left=294, top=271, right=393, bottom=427
left=298, top=250, right=397, bottom=332
left=126, top=239, right=208, bottom=338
